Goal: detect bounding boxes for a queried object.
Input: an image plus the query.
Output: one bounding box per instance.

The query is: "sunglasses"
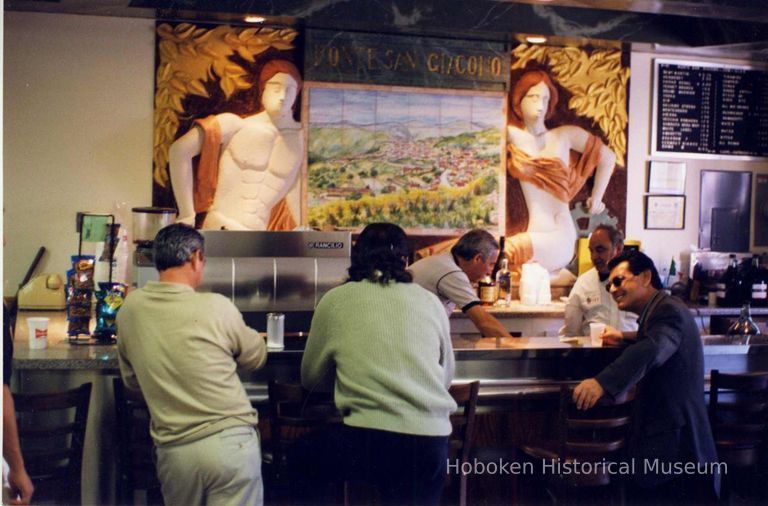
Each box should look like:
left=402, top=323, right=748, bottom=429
left=605, top=275, right=629, bottom=292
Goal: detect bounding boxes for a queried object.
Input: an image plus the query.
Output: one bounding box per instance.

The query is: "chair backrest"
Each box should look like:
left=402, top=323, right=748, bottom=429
left=446, top=381, right=480, bottom=506
left=113, top=378, right=163, bottom=505
left=448, top=381, right=481, bottom=464
left=266, top=380, right=340, bottom=476
left=708, top=369, right=768, bottom=467
left=555, top=385, right=634, bottom=486
left=14, top=382, right=92, bottom=505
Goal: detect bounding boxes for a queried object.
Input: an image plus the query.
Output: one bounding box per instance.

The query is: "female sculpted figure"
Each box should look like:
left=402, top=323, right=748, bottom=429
left=169, top=59, right=303, bottom=230
left=505, top=70, right=616, bottom=273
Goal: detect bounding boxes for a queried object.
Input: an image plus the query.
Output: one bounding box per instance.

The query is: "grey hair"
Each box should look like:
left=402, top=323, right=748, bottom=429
left=592, top=224, right=624, bottom=248
left=153, top=223, right=205, bottom=271
left=451, top=229, right=499, bottom=261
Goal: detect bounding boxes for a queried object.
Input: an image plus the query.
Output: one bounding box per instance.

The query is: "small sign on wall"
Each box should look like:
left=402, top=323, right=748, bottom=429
left=645, top=195, right=686, bottom=230
left=648, top=161, right=686, bottom=194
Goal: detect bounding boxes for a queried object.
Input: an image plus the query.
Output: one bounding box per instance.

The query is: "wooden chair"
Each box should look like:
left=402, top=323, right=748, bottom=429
left=446, top=381, right=480, bottom=506
left=708, top=369, right=768, bottom=501
left=113, top=378, right=164, bottom=505
left=13, top=382, right=92, bottom=505
left=266, top=380, right=340, bottom=478
left=519, top=384, right=634, bottom=503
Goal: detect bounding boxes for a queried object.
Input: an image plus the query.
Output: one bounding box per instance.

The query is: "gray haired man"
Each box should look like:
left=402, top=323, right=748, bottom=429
left=410, top=229, right=512, bottom=338
left=117, top=223, right=267, bottom=505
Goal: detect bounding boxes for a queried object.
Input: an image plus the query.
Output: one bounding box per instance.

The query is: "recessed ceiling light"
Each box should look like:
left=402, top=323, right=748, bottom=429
left=244, top=15, right=266, bottom=23
left=525, top=36, right=548, bottom=44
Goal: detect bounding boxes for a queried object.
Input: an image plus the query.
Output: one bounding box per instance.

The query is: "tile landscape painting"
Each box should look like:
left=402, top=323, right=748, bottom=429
left=306, top=86, right=505, bottom=233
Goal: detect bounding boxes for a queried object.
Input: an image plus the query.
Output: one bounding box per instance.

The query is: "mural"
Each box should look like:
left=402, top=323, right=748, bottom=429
left=306, top=86, right=505, bottom=233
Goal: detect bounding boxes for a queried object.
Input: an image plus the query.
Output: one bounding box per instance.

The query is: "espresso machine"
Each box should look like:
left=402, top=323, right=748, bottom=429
left=199, top=230, right=351, bottom=332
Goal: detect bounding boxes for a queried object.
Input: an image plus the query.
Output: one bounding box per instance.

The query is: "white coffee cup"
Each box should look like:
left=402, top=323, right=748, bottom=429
left=27, top=317, right=49, bottom=350
left=589, top=322, right=606, bottom=347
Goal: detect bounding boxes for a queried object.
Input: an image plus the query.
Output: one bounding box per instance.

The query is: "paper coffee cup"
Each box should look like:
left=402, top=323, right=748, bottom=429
left=589, top=322, right=606, bottom=347
left=27, top=317, right=49, bottom=350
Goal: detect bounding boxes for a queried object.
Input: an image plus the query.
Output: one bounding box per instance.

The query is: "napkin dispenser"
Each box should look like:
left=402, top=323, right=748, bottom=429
left=18, top=274, right=66, bottom=310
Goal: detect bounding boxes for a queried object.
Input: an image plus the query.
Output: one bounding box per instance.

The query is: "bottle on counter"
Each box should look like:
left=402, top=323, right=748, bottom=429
left=495, top=258, right=512, bottom=305
left=491, top=235, right=506, bottom=280
left=718, top=254, right=740, bottom=307
left=478, top=275, right=497, bottom=306
left=726, top=303, right=761, bottom=336
left=747, top=255, right=768, bottom=308
left=689, top=261, right=704, bottom=305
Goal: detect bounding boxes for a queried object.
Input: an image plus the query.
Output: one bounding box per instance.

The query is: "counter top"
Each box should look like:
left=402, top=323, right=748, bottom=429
left=450, top=301, right=768, bottom=319
left=13, top=308, right=767, bottom=370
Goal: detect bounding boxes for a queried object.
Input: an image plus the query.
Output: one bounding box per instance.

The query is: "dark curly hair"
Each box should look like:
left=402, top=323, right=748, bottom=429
left=348, top=223, right=413, bottom=285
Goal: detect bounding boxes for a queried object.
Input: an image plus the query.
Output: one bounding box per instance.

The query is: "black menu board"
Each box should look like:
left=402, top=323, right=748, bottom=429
left=653, top=59, right=768, bottom=158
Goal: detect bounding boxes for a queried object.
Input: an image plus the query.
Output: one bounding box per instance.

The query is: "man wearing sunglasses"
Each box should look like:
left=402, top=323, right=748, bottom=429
left=560, top=225, right=638, bottom=337
left=573, top=250, right=718, bottom=504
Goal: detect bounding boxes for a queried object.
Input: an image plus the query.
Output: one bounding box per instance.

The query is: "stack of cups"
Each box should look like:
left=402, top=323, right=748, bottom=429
left=27, top=317, right=50, bottom=349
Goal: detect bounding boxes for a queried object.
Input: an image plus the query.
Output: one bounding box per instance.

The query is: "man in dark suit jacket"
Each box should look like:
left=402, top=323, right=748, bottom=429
left=574, top=251, right=719, bottom=504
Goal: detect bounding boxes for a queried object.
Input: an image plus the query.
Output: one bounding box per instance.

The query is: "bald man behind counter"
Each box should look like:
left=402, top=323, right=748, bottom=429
left=409, top=230, right=513, bottom=338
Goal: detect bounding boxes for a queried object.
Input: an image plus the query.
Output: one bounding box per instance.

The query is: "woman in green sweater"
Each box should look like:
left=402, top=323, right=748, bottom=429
left=295, top=222, right=457, bottom=505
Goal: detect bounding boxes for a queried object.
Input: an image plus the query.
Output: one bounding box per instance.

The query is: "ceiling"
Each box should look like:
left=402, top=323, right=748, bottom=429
left=5, top=0, right=768, bottom=59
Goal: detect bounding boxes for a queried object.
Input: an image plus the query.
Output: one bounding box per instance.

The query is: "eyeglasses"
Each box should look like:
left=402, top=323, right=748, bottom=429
left=605, top=275, right=629, bottom=292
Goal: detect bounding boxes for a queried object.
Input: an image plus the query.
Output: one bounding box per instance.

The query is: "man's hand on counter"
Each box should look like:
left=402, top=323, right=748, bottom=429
left=465, top=305, right=514, bottom=338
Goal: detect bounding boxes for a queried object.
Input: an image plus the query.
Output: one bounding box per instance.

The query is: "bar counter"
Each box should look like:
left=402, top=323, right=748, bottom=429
left=11, top=309, right=768, bottom=504
left=13, top=310, right=768, bottom=380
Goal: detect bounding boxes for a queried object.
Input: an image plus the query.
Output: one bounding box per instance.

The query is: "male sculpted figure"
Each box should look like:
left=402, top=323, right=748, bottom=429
left=505, top=70, right=616, bottom=272
left=169, top=60, right=304, bottom=230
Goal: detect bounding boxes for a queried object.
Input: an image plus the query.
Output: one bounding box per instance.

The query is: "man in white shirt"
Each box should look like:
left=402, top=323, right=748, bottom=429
left=409, top=229, right=512, bottom=338
left=561, top=224, right=638, bottom=337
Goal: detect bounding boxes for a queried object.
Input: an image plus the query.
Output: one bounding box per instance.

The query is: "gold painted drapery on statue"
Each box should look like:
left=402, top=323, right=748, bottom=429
left=506, top=134, right=603, bottom=204
left=502, top=133, right=604, bottom=267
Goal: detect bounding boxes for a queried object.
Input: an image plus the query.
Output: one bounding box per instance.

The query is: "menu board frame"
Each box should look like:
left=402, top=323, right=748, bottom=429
left=652, top=58, right=768, bottom=160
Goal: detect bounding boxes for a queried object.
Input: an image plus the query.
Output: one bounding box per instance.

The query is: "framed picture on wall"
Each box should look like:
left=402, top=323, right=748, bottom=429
left=648, top=161, right=686, bottom=194
left=645, top=195, right=686, bottom=229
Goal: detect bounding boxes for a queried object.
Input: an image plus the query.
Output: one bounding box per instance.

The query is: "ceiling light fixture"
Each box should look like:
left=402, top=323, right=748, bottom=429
left=525, top=36, right=548, bottom=44
left=244, top=15, right=266, bottom=23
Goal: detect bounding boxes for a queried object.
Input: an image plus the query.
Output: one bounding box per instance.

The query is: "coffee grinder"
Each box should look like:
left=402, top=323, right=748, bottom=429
left=131, top=207, right=177, bottom=288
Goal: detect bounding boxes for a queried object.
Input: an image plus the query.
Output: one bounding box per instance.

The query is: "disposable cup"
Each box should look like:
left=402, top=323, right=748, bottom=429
left=27, top=317, right=49, bottom=350
left=589, top=322, right=606, bottom=347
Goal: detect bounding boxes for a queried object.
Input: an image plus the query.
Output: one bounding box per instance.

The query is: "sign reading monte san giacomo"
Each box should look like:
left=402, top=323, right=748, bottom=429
left=653, top=59, right=768, bottom=158
left=305, top=30, right=509, bottom=92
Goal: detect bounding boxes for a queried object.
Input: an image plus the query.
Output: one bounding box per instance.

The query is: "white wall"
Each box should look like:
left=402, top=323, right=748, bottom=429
left=625, top=51, right=768, bottom=277
left=3, top=12, right=155, bottom=295
left=4, top=11, right=767, bottom=295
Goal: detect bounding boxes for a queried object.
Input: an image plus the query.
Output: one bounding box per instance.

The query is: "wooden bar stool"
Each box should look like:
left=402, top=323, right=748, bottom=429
left=518, top=384, right=634, bottom=504
left=264, top=380, right=342, bottom=504
left=113, top=378, right=164, bottom=505
left=445, top=381, right=480, bottom=506
left=14, top=382, right=92, bottom=505
left=708, top=369, right=768, bottom=502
